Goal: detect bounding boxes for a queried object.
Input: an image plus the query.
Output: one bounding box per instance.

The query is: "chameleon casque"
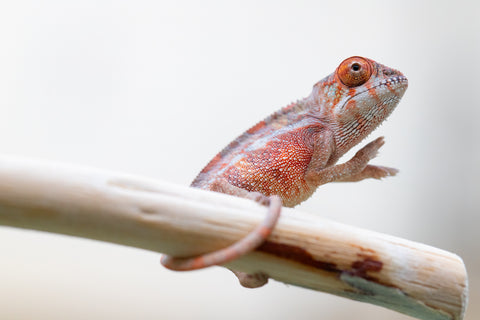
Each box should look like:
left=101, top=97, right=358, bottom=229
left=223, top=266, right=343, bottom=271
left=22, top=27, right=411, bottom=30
left=162, top=56, right=408, bottom=288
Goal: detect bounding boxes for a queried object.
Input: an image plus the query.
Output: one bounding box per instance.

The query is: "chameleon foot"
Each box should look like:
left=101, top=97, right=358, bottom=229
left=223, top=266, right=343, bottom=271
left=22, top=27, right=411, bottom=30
left=160, top=195, right=282, bottom=271
left=355, top=136, right=385, bottom=162
left=231, top=270, right=269, bottom=288
left=368, top=165, right=398, bottom=179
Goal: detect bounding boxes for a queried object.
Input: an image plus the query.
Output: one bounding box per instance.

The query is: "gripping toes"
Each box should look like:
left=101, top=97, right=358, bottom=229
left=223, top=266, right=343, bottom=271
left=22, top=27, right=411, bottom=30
left=368, top=165, right=399, bottom=179
left=355, top=136, right=385, bottom=161
left=377, top=166, right=398, bottom=178
left=231, top=270, right=269, bottom=288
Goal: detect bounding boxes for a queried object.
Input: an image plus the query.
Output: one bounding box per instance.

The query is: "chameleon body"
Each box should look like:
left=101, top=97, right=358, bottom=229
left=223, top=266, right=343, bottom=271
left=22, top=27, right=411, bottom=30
left=162, top=56, right=408, bottom=287
left=192, top=56, right=407, bottom=206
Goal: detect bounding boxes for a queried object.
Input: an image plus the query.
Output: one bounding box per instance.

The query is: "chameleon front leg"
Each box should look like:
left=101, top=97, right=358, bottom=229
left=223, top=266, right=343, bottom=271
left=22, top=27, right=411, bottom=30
left=161, top=179, right=282, bottom=288
left=306, top=137, right=395, bottom=186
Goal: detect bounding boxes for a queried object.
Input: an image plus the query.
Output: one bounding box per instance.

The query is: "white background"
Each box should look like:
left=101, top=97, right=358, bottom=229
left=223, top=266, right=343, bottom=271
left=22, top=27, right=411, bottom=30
left=0, top=1, right=479, bottom=319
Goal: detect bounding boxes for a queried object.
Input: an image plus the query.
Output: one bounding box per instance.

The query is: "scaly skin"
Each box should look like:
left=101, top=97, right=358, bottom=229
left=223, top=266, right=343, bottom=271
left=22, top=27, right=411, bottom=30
left=162, top=57, right=408, bottom=288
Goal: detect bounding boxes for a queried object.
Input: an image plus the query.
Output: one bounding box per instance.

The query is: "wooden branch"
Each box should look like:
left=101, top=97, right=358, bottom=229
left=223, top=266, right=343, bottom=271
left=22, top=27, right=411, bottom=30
left=0, top=155, right=468, bottom=320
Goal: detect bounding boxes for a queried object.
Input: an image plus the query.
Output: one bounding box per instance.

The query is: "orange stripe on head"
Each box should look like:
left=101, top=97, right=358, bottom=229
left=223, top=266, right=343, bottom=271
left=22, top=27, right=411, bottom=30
left=345, top=99, right=356, bottom=111
left=368, top=86, right=380, bottom=102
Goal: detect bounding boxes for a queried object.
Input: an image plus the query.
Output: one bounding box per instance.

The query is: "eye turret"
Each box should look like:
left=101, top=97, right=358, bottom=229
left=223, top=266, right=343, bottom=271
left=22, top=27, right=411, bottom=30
left=337, top=56, right=372, bottom=87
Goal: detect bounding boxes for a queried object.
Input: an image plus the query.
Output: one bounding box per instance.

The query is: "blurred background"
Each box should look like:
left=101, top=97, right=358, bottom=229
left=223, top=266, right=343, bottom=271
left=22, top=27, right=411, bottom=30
left=0, top=1, right=478, bottom=319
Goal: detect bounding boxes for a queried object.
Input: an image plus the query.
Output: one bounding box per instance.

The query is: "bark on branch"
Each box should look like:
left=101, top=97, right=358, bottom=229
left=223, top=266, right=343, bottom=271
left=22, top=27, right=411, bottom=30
left=0, top=156, right=468, bottom=320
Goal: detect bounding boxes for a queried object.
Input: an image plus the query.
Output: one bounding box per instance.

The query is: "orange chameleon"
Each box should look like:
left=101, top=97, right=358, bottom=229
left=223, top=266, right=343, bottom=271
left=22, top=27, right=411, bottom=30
left=162, top=56, right=408, bottom=288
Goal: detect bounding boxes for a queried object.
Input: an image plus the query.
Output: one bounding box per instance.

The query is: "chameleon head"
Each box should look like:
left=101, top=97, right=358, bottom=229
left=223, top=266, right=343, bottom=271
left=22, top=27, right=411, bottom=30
left=313, top=56, right=408, bottom=152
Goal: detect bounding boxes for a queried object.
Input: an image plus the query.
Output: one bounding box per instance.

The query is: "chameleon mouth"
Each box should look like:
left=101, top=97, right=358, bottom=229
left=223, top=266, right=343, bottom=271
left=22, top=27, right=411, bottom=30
left=341, top=75, right=408, bottom=110
left=373, top=75, right=409, bottom=94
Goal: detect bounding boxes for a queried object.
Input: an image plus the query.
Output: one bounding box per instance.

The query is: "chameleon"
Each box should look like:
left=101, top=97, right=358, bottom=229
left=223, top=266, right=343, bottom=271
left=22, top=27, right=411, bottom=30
left=161, top=56, right=408, bottom=288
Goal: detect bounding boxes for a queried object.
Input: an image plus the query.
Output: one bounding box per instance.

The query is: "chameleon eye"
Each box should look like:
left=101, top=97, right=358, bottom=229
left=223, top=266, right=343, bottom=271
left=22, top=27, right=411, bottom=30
left=337, top=57, right=372, bottom=87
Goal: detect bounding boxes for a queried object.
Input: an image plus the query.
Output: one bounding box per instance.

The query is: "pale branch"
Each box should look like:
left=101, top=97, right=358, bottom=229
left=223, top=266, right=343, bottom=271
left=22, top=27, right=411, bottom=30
left=0, top=155, right=468, bottom=320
